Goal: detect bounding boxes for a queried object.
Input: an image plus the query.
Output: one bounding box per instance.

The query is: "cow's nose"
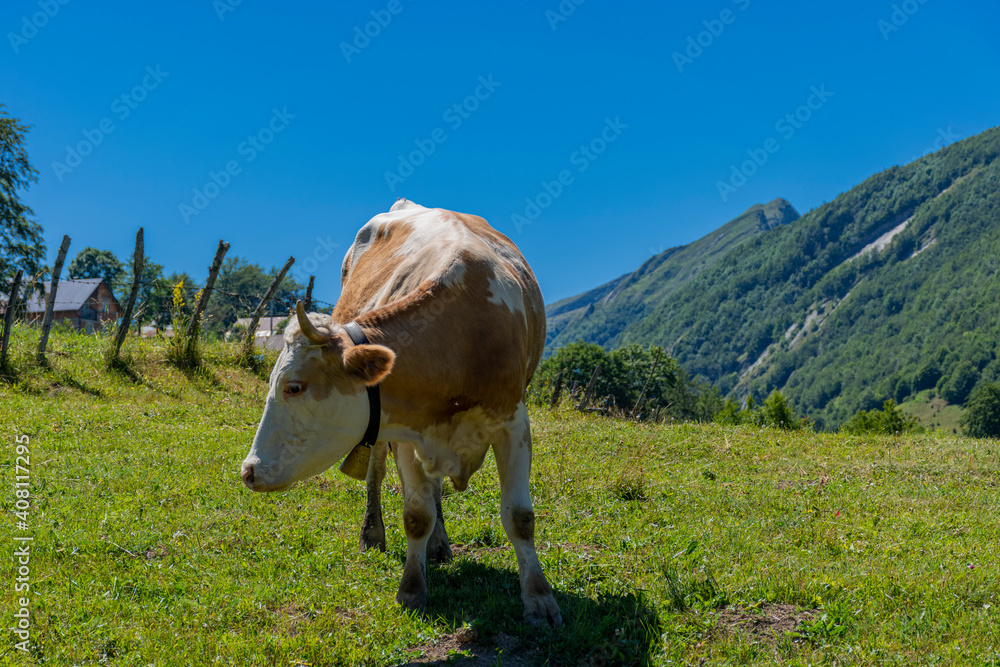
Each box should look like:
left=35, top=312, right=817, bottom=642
left=241, top=464, right=256, bottom=489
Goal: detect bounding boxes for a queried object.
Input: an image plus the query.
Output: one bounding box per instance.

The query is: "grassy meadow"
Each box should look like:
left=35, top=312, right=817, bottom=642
left=1, top=326, right=999, bottom=665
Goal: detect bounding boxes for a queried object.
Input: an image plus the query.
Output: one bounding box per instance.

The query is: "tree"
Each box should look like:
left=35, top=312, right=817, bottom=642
left=206, top=256, right=305, bottom=335
left=68, top=247, right=124, bottom=287
left=527, top=341, right=719, bottom=421
left=714, top=398, right=742, bottom=425
left=961, top=382, right=1000, bottom=439
left=0, top=105, right=45, bottom=287
left=746, top=390, right=805, bottom=430
left=939, top=360, right=979, bottom=405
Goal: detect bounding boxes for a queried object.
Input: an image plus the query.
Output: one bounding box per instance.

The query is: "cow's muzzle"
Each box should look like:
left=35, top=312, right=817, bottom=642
left=241, top=462, right=258, bottom=491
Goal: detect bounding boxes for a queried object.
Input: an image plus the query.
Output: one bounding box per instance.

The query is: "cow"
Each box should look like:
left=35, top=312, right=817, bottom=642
left=240, top=199, right=562, bottom=627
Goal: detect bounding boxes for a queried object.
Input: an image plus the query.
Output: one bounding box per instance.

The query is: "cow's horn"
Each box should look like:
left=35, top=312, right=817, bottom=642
left=296, top=300, right=330, bottom=344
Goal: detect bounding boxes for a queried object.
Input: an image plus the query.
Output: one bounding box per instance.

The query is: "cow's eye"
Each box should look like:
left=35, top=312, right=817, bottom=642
left=284, top=382, right=306, bottom=397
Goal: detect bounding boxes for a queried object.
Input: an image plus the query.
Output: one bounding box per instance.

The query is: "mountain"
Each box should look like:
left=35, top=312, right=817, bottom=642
left=548, top=126, right=1000, bottom=429
left=546, top=198, right=800, bottom=349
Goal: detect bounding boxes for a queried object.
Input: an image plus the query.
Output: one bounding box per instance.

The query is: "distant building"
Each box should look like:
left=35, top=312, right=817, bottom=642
left=3, top=279, right=122, bottom=333
left=233, top=316, right=287, bottom=351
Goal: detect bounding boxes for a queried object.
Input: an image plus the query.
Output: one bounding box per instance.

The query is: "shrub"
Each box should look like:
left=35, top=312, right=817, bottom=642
left=842, top=399, right=920, bottom=435
left=961, top=382, right=1000, bottom=438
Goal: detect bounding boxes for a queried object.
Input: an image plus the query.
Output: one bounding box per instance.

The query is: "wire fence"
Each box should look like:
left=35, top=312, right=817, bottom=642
left=0, top=230, right=315, bottom=369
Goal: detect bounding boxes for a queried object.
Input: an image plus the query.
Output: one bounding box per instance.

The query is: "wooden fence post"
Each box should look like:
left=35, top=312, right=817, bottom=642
left=113, top=228, right=144, bottom=359
left=1, top=269, right=24, bottom=370
left=304, top=275, right=315, bottom=312
left=549, top=371, right=564, bottom=408
left=630, top=348, right=662, bottom=421
left=577, top=365, right=602, bottom=411
left=37, top=235, right=72, bottom=363
left=185, top=239, right=230, bottom=359
left=242, top=257, right=295, bottom=356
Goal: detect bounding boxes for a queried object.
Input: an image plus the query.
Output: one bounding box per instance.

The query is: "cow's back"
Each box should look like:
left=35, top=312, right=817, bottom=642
left=333, top=201, right=545, bottom=428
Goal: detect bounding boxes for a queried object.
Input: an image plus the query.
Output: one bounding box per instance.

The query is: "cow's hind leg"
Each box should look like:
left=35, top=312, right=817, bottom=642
left=360, top=441, right=388, bottom=553
left=392, top=442, right=437, bottom=611
left=493, top=403, right=563, bottom=627
left=425, top=477, right=452, bottom=563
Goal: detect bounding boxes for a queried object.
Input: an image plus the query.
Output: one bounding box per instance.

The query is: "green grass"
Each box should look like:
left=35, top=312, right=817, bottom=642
left=900, top=390, right=966, bottom=434
left=2, top=325, right=1000, bottom=665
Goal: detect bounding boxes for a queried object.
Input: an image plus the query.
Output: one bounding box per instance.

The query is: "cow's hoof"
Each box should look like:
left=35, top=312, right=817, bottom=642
left=426, top=537, right=452, bottom=564
left=524, top=594, right=563, bottom=628
left=395, top=587, right=427, bottom=612
left=360, top=524, right=386, bottom=554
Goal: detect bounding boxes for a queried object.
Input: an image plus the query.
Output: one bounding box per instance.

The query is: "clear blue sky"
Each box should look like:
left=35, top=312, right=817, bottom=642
left=4, top=0, right=999, bottom=307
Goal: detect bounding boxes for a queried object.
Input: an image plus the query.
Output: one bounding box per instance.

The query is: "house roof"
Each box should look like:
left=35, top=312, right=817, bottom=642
left=16, top=279, right=119, bottom=313
left=233, top=316, right=287, bottom=351
left=234, top=316, right=287, bottom=333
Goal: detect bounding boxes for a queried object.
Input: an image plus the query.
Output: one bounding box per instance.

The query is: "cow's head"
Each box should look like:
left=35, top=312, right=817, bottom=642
left=240, top=301, right=394, bottom=492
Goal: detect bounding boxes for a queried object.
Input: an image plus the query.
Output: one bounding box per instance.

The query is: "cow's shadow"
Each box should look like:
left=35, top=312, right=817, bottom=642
left=397, top=551, right=659, bottom=665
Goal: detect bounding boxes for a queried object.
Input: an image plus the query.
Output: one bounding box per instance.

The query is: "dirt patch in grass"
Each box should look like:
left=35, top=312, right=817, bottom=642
left=143, top=544, right=169, bottom=560
left=398, top=630, right=540, bottom=666
left=716, top=603, right=817, bottom=643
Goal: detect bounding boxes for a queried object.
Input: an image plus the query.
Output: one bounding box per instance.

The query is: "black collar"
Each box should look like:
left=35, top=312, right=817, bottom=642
left=342, top=322, right=381, bottom=449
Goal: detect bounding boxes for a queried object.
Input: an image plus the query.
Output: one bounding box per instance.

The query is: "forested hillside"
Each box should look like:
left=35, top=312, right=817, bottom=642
left=550, top=126, right=1000, bottom=429
left=546, top=198, right=799, bottom=348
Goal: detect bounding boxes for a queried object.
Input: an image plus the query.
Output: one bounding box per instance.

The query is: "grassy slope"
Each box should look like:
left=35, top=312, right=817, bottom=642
left=900, top=390, right=965, bottom=434
left=2, top=327, right=999, bottom=666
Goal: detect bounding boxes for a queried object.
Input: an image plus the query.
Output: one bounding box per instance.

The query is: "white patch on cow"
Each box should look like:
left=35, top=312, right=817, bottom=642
left=342, top=202, right=432, bottom=284
left=393, top=209, right=468, bottom=260
left=391, top=197, right=420, bottom=211
left=487, top=272, right=527, bottom=318
left=359, top=207, right=477, bottom=311
left=413, top=406, right=503, bottom=488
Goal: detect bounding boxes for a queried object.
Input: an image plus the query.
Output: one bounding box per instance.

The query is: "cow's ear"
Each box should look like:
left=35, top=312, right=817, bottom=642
left=343, top=344, right=395, bottom=386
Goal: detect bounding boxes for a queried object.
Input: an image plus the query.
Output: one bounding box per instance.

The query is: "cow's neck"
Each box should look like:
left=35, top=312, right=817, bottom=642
left=339, top=284, right=458, bottom=435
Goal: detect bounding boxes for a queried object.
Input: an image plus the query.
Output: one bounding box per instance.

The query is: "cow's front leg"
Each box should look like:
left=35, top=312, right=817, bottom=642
left=392, top=442, right=436, bottom=611
left=493, top=404, right=563, bottom=627
left=360, top=442, right=388, bottom=553
left=425, top=476, right=452, bottom=563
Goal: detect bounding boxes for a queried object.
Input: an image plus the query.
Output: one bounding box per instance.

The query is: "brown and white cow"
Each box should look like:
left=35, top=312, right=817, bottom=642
left=240, top=199, right=562, bottom=627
